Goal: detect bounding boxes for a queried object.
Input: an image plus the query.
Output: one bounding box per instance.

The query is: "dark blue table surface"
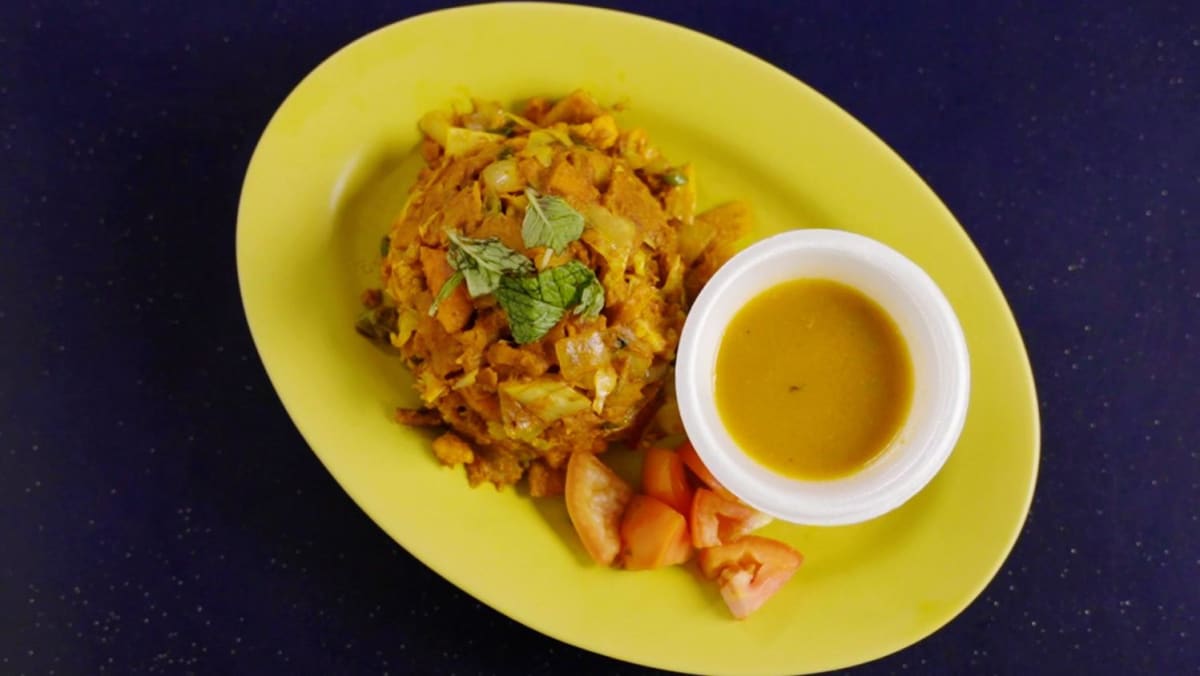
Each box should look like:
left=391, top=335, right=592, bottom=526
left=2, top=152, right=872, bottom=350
left=3, top=2, right=1197, bottom=674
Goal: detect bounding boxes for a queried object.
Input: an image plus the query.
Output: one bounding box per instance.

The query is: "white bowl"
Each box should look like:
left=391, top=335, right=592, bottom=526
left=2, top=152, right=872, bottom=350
left=675, top=229, right=970, bottom=526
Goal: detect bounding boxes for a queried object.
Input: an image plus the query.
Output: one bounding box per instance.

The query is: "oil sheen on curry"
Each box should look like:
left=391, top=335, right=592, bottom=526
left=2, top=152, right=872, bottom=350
left=715, top=278, right=914, bottom=480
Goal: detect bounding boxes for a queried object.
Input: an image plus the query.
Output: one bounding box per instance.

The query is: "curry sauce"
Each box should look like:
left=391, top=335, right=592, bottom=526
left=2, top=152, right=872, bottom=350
left=714, top=278, right=913, bottom=480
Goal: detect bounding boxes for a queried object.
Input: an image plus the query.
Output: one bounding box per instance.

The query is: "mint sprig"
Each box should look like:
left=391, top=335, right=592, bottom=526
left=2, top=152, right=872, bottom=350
left=429, top=217, right=604, bottom=342
left=521, top=188, right=585, bottom=254
left=495, top=261, right=606, bottom=344
left=429, top=232, right=533, bottom=316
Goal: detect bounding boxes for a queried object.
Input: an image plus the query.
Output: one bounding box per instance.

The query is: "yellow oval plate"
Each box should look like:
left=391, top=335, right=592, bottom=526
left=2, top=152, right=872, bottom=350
left=237, top=4, right=1040, bottom=674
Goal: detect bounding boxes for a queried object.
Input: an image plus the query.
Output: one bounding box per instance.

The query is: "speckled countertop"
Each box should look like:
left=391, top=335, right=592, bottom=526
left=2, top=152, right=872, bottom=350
left=2, top=2, right=1197, bottom=674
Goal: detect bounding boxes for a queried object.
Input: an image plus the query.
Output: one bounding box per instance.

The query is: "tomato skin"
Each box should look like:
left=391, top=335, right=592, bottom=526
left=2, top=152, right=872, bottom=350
left=642, top=447, right=693, bottom=515
left=619, top=495, right=689, bottom=570
left=690, top=488, right=751, bottom=548
left=689, top=488, right=772, bottom=548
left=698, top=535, right=804, bottom=619
left=677, top=440, right=738, bottom=501
left=662, top=525, right=693, bottom=566
left=715, top=566, right=795, bottom=619
left=697, top=535, right=804, bottom=578
left=740, top=510, right=774, bottom=534
left=565, top=452, right=634, bottom=566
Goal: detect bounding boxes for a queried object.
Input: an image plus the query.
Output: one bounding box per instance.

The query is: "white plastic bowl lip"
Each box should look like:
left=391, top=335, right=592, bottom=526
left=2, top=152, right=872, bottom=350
left=675, top=229, right=971, bottom=526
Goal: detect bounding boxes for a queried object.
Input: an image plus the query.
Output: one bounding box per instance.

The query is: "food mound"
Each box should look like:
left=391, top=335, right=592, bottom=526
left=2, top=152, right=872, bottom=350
left=360, top=91, right=750, bottom=495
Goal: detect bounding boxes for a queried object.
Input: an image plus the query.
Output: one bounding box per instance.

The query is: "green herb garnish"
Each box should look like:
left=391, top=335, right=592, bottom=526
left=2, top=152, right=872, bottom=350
left=428, top=225, right=605, bottom=341
left=428, top=271, right=464, bottom=316
left=495, top=261, right=606, bottom=344
left=429, top=232, right=534, bottom=316
left=495, top=277, right=566, bottom=345
left=662, top=168, right=688, bottom=187
left=574, top=274, right=605, bottom=318
left=521, top=188, right=585, bottom=254
left=380, top=235, right=391, bottom=257
left=446, top=231, right=534, bottom=297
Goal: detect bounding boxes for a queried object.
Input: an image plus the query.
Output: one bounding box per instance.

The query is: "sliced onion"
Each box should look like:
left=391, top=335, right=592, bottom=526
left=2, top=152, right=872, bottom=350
left=481, top=158, right=523, bottom=194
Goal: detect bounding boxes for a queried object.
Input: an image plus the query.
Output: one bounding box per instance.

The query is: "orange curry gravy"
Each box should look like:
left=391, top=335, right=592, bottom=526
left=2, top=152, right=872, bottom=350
left=714, top=278, right=913, bottom=480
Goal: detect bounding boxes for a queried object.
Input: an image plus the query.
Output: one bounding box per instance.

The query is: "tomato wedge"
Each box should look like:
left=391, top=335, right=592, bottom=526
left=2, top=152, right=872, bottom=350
left=641, top=447, right=694, bottom=515
left=677, top=440, right=737, bottom=501
left=689, top=488, right=773, bottom=548
left=698, top=535, right=804, bottom=619
left=619, top=495, right=691, bottom=570
left=662, top=524, right=693, bottom=566
left=741, top=509, right=774, bottom=533
left=565, top=452, right=634, bottom=566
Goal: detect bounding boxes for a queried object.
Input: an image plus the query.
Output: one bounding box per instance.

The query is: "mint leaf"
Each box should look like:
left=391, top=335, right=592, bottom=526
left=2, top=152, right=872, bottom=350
left=495, top=275, right=567, bottom=345
left=495, top=261, right=606, bottom=344
left=574, top=275, right=604, bottom=318
left=428, top=270, right=463, bottom=317
left=537, top=260, right=595, bottom=307
left=521, top=188, right=585, bottom=254
left=495, top=274, right=567, bottom=344
left=446, top=231, right=534, bottom=298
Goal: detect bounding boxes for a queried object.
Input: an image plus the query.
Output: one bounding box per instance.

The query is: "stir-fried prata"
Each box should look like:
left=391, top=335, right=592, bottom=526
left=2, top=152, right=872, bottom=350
left=358, top=91, right=750, bottom=495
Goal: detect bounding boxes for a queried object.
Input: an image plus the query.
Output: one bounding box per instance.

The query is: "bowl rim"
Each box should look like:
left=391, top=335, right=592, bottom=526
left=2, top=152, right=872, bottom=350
left=675, top=228, right=972, bottom=525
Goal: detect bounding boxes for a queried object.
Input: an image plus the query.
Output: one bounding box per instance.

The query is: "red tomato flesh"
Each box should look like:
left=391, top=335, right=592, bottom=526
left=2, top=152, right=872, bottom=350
left=677, top=440, right=738, bottom=501
left=698, top=535, right=804, bottom=619
left=565, top=452, right=634, bottom=566
left=619, top=495, right=690, bottom=570
left=689, top=488, right=772, bottom=548
left=642, top=447, right=694, bottom=515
